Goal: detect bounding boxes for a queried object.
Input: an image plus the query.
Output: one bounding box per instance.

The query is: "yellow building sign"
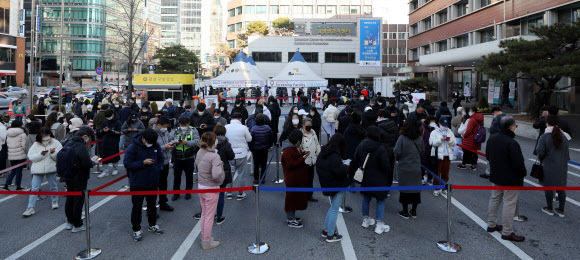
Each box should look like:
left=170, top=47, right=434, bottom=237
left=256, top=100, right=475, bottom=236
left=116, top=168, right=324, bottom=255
left=133, top=74, right=195, bottom=85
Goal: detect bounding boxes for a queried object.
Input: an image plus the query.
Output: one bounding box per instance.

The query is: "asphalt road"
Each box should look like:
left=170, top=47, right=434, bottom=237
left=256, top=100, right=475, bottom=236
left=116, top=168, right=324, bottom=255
left=0, top=105, right=579, bottom=259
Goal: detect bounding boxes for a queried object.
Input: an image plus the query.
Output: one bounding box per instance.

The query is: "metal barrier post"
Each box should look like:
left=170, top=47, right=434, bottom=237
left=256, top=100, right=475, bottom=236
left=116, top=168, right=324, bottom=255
left=76, top=191, right=101, bottom=259
left=273, top=145, right=284, bottom=184
left=92, top=143, right=101, bottom=174
left=437, top=184, right=461, bottom=253
left=338, top=193, right=352, bottom=213
left=247, top=185, right=269, bottom=254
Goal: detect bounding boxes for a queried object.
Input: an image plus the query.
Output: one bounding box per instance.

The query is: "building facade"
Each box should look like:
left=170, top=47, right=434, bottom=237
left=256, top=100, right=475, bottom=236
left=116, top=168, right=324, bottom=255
left=226, top=0, right=374, bottom=48
left=408, top=0, right=580, bottom=113
left=1, top=0, right=26, bottom=87
left=382, top=23, right=408, bottom=76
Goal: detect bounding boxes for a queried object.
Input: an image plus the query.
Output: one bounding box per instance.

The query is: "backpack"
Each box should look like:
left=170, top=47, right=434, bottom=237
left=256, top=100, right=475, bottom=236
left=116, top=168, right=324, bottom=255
left=474, top=123, right=487, bottom=143
left=56, top=140, right=82, bottom=179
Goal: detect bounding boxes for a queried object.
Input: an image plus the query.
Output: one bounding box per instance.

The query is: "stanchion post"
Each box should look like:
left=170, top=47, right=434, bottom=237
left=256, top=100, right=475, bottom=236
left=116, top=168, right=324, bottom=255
left=247, top=184, right=269, bottom=254
left=338, top=192, right=352, bottom=213
left=92, top=142, right=101, bottom=174
left=437, top=184, right=461, bottom=253
left=76, top=191, right=102, bottom=260
left=273, top=144, right=284, bottom=184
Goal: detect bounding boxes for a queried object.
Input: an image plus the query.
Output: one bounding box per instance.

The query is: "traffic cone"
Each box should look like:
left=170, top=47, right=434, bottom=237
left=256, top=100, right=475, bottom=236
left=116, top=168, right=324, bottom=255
left=8, top=101, right=13, bottom=111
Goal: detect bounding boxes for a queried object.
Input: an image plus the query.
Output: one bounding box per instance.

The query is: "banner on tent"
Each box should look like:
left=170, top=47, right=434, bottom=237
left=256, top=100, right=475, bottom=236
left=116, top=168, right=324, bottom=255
left=359, top=19, right=381, bottom=67
left=207, top=80, right=265, bottom=88
left=271, top=80, right=328, bottom=88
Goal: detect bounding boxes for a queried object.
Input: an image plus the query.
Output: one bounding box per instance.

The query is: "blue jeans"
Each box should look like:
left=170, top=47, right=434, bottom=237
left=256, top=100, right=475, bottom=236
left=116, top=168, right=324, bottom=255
left=216, top=183, right=227, bottom=218
left=5, top=159, right=26, bottom=187
left=28, top=173, right=59, bottom=208
left=362, top=195, right=385, bottom=222
left=323, top=192, right=344, bottom=236
left=453, top=138, right=463, bottom=158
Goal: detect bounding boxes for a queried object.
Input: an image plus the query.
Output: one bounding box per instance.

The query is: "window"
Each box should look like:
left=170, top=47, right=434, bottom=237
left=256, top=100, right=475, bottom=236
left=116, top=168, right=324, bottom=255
left=388, top=48, right=398, bottom=55
left=280, top=5, right=290, bottom=14
left=256, top=5, right=266, bottom=14
left=423, top=44, right=430, bottom=55
left=438, top=40, right=447, bottom=52
left=479, top=27, right=495, bottom=43
left=398, top=48, right=406, bottom=55
left=456, top=0, right=468, bottom=17
left=162, top=8, right=178, bottom=14
left=228, top=8, right=235, bottom=17
left=388, top=32, right=397, bottom=39
left=288, top=52, right=319, bottom=63
left=325, top=52, right=356, bottom=63
left=271, top=5, right=279, bottom=14
left=398, top=32, right=407, bottom=39
left=228, top=40, right=235, bottom=48
left=363, top=5, right=372, bottom=15
left=236, top=6, right=242, bottom=15
left=317, top=6, right=326, bottom=14
left=326, top=6, right=336, bottom=14
left=340, top=6, right=349, bottom=14
left=523, top=15, right=544, bottom=35
left=246, top=5, right=256, bottom=14
left=293, top=5, right=302, bottom=14
left=410, top=24, right=418, bottom=35
left=410, top=0, right=418, bottom=11
left=162, top=16, right=177, bottom=22
left=252, top=52, right=282, bottom=62
left=437, top=10, right=447, bottom=24
left=235, top=23, right=242, bottom=31
left=480, top=0, right=491, bottom=8
left=350, top=6, right=360, bottom=14
left=227, top=24, right=235, bottom=32
left=456, top=34, right=469, bottom=48
left=423, top=17, right=431, bottom=30
left=303, top=6, right=313, bottom=14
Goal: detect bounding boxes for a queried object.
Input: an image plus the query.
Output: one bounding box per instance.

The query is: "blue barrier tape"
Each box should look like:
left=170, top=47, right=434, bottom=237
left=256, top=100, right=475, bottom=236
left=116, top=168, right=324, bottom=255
left=569, top=160, right=580, bottom=167
left=258, top=151, right=276, bottom=185
left=421, top=165, right=448, bottom=185
left=260, top=185, right=446, bottom=192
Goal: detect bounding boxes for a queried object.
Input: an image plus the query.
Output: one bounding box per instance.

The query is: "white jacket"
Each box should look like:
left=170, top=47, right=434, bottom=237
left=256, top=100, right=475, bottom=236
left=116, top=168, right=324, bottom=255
left=0, top=123, right=6, bottom=151
left=322, top=105, right=340, bottom=124
left=225, top=120, right=252, bottom=159
left=300, top=129, right=321, bottom=166
left=6, top=127, right=27, bottom=160
left=458, top=118, right=470, bottom=136
left=27, top=138, right=62, bottom=174
left=429, top=127, right=457, bottom=160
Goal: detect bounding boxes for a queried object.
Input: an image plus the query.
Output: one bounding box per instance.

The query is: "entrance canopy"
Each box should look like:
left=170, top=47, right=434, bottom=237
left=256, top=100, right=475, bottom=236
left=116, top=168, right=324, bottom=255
left=206, top=52, right=266, bottom=88
left=271, top=51, right=328, bottom=88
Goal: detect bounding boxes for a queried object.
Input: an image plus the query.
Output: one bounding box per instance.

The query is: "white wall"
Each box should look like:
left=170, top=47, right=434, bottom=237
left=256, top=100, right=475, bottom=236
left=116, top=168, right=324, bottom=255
left=9, top=0, right=21, bottom=37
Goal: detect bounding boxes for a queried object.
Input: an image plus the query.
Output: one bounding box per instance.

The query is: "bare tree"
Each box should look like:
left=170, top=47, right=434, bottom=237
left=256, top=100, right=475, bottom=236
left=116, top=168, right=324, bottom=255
left=108, top=0, right=154, bottom=98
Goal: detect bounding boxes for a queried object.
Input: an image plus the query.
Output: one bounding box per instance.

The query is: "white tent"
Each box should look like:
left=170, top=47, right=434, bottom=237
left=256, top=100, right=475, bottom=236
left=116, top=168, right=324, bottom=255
left=271, top=51, right=328, bottom=88
left=247, top=55, right=269, bottom=80
left=206, top=52, right=266, bottom=88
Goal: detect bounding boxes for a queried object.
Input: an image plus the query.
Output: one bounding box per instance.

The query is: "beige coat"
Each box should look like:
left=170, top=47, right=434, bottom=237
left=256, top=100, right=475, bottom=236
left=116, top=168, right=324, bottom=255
left=300, top=129, right=321, bottom=166
left=6, top=127, right=28, bottom=160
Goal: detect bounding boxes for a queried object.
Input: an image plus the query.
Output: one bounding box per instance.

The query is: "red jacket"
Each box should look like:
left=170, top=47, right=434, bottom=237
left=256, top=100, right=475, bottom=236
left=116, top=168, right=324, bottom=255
left=462, top=113, right=484, bottom=151
left=281, top=145, right=309, bottom=212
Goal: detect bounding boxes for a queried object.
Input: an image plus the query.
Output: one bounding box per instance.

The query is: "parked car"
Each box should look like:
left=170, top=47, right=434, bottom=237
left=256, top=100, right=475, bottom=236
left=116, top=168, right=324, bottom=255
left=75, top=90, right=96, bottom=102
left=0, top=87, right=28, bottom=98
left=49, top=88, right=70, bottom=104
left=0, top=94, right=17, bottom=109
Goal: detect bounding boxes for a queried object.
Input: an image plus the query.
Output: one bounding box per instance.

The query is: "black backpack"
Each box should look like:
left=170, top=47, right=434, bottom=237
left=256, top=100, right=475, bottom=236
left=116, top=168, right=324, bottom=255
left=56, top=141, right=82, bottom=179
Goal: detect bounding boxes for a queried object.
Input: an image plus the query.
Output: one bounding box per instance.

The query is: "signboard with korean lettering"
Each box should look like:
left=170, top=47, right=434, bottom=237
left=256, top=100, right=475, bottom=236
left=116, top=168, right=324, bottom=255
left=311, top=23, right=357, bottom=36
left=359, top=19, right=381, bottom=67
left=133, top=74, right=195, bottom=85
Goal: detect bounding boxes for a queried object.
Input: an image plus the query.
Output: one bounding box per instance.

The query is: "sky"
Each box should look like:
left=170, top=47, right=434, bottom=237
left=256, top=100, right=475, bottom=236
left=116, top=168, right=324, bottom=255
left=374, top=0, right=410, bottom=24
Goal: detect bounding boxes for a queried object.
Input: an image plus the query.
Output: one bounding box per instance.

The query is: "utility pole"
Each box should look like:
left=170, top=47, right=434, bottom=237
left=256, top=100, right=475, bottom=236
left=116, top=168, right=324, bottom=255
left=58, top=0, right=64, bottom=106
left=28, top=0, right=37, bottom=112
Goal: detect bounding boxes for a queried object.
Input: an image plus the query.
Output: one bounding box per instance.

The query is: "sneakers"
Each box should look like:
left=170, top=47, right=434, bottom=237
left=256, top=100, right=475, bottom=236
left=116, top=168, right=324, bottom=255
left=2, top=184, right=8, bottom=190
left=215, top=217, right=226, bottom=225
left=321, top=230, right=328, bottom=238
left=226, top=193, right=233, bottom=200
left=457, top=164, right=467, bottom=170
left=22, top=208, right=35, bottom=217
left=65, top=222, right=74, bottom=230
left=185, top=194, right=191, bottom=200
left=541, top=207, right=555, bottom=216
left=326, top=233, right=343, bottom=243
left=133, top=230, right=143, bottom=241
left=374, top=222, right=391, bottom=234
left=308, top=197, right=319, bottom=202
left=148, top=225, right=164, bottom=234
left=16, top=186, right=25, bottom=191
left=441, top=190, right=448, bottom=196
left=392, top=180, right=399, bottom=184
left=193, top=213, right=202, bottom=220
left=554, top=209, right=565, bottom=218
left=171, top=194, right=180, bottom=201
left=361, top=217, right=376, bottom=228
left=52, top=201, right=59, bottom=210
left=501, top=232, right=525, bottom=242
left=433, top=190, right=441, bottom=197
left=159, top=203, right=174, bottom=212
left=470, top=166, right=477, bottom=171
left=97, top=172, right=109, bottom=178
left=112, top=170, right=119, bottom=176
left=513, top=215, right=528, bottom=222
left=287, top=219, right=303, bottom=228
left=201, top=238, right=221, bottom=250
left=397, top=211, right=411, bottom=219
left=486, top=225, right=503, bottom=232
left=236, top=192, right=247, bottom=201
left=409, top=210, right=417, bottom=219
left=71, top=225, right=86, bottom=233
left=480, top=174, right=490, bottom=179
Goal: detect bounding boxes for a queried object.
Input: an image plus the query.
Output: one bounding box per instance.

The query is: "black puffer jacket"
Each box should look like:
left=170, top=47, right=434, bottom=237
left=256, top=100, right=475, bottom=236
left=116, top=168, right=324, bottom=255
left=377, top=119, right=399, bottom=148
left=350, top=138, right=392, bottom=199
left=190, top=110, right=215, bottom=136
left=231, top=105, right=249, bottom=125
left=316, top=146, right=350, bottom=196
left=486, top=128, right=527, bottom=186
left=66, top=135, right=95, bottom=186
left=216, top=135, right=235, bottom=185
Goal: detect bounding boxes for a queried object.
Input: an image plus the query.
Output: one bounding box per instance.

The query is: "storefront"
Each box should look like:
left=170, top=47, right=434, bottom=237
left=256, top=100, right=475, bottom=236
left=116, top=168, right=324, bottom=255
left=133, top=74, right=195, bottom=103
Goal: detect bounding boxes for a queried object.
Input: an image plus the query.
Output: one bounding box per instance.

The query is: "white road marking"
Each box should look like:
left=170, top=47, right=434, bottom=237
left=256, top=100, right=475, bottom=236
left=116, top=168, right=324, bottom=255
left=170, top=222, right=201, bottom=260
left=527, top=159, right=580, bottom=178
left=5, top=187, right=128, bottom=260
left=0, top=181, right=48, bottom=204
left=570, top=148, right=580, bottom=153
left=336, top=214, right=357, bottom=260
left=523, top=179, right=580, bottom=207
left=442, top=193, right=533, bottom=260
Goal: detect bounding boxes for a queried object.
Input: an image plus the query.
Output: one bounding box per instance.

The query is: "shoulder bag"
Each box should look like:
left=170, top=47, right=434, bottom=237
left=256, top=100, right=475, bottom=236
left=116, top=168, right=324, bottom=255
left=530, top=156, right=544, bottom=181
left=353, top=153, right=370, bottom=183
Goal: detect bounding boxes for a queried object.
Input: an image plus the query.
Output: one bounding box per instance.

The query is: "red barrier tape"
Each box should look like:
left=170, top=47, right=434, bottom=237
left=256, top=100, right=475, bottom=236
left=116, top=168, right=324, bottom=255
left=456, top=144, right=487, bottom=157
left=89, top=187, right=253, bottom=196
left=454, top=185, right=580, bottom=191
left=5, top=111, right=25, bottom=117
left=99, top=151, right=126, bottom=164
left=0, top=160, right=31, bottom=174
left=91, top=175, right=128, bottom=192
left=0, top=190, right=83, bottom=196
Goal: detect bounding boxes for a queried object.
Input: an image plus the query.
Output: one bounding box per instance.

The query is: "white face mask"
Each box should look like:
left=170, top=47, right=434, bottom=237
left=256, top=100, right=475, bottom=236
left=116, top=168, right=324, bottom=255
left=198, top=111, right=204, bottom=115
left=63, top=122, right=69, bottom=127
left=310, top=112, right=315, bottom=116
left=160, top=128, right=167, bottom=133
left=292, top=119, right=299, bottom=125
left=214, top=139, right=219, bottom=147
left=441, top=126, right=449, bottom=131
left=107, top=116, right=113, bottom=120
left=214, top=116, right=220, bottom=119
left=181, top=127, right=189, bottom=131
left=403, top=109, right=409, bottom=114
left=142, top=109, right=149, bottom=113
left=26, top=119, right=31, bottom=123
left=236, top=104, right=240, bottom=107
left=429, top=123, right=437, bottom=128
left=360, top=97, right=364, bottom=101
left=144, top=142, right=153, bottom=148
left=378, top=102, right=383, bottom=106
left=469, top=111, right=474, bottom=116
left=220, top=107, right=225, bottom=111
left=42, top=136, right=50, bottom=141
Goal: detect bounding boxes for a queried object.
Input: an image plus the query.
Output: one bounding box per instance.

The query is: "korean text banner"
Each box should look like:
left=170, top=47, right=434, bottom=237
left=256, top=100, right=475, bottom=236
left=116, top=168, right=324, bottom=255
left=359, top=19, right=381, bottom=67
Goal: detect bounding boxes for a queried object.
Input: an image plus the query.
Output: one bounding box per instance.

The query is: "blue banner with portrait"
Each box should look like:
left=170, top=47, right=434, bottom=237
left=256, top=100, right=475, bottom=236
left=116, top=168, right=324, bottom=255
left=359, top=19, right=381, bottom=67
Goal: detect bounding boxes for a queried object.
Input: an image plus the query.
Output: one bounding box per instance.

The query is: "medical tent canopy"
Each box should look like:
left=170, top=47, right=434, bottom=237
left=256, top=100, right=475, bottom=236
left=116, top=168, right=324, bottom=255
left=206, top=52, right=266, bottom=88
left=270, top=51, right=328, bottom=88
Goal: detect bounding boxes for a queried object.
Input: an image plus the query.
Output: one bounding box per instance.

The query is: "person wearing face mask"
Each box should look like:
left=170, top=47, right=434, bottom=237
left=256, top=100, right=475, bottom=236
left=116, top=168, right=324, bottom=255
left=458, top=107, right=483, bottom=170
left=25, top=114, right=42, bottom=145
left=45, top=112, right=66, bottom=142
left=451, top=107, right=465, bottom=160
left=92, top=104, right=109, bottom=130
left=218, top=102, right=231, bottom=123
left=122, top=114, right=145, bottom=149
left=119, top=102, right=133, bottom=126
left=152, top=117, right=174, bottom=211
left=420, top=116, right=437, bottom=185
left=308, top=107, right=322, bottom=141
left=362, top=106, right=378, bottom=129
left=353, top=95, right=369, bottom=113
left=284, top=106, right=300, bottom=129
left=23, top=127, right=63, bottom=217
left=61, top=118, right=84, bottom=145
left=280, top=114, right=302, bottom=144
left=267, top=96, right=281, bottom=143
left=138, top=105, right=154, bottom=127
left=322, top=100, right=340, bottom=137
left=281, top=130, right=309, bottom=228
left=190, top=103, right=216, bottom=136
left=124, top=128, right=165, bottom=241
left=249, top=114, right=273, bottom=184
left=428, top=118, right=456, bottom=196
left=161, top=99, right=177, bottom=120
left=97, top=110, right=122, bottom=178
left=231, top=99, right=249, bottom=125
left=171, top=116, right=200, bottom=201
left=63, top=127, right=96, bottom=232
left=213, top=110, right=227, bottom=126
left=300, top=118, right=321, bottom=202
left=12, top=99, right=26, bottom=123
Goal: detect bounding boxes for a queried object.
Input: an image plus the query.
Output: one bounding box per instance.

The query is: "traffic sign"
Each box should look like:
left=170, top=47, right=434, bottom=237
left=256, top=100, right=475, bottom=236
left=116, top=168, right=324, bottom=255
left=96, top=67, right=103, bottom=75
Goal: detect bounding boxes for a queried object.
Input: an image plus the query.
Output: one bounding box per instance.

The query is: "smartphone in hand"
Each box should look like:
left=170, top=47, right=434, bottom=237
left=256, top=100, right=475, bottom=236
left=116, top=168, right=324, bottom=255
left=343, top=159, right=352, bottom=165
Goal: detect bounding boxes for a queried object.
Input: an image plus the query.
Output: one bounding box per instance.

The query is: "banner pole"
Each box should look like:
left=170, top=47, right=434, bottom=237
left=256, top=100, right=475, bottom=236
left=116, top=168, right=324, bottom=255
left=273, top=145, right=284, bottom=184
left=437, top=184, right=461, bottom=253
left=75, top=191, right=102, bottom=259
left=247, top=185, right=269, bottom=254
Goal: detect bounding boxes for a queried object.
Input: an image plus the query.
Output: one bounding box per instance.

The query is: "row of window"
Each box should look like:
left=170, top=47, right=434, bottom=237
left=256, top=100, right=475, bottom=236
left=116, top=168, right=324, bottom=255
left=228, top=5, right=371, bottom=17
left=387, top=48, right=406, bottom=55
left=383, top=63, right=407, bottom=68
left=384, top=32, right=407, bottom=40
left=251, top=52, right=356, bottom=63
left=42, top=24, right=104, bottom=37
left=42, top=8, right=104, bottom=22
left=42, top=0, right=104, bottom=5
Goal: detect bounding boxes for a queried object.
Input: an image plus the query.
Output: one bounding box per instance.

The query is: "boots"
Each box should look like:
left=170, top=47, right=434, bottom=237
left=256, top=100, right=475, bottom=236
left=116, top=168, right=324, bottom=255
left=201, top=237, right=220, bottom=250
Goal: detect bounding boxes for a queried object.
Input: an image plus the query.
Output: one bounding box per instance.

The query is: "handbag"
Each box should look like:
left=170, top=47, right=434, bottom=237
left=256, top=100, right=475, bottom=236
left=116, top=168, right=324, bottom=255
left=353, top=153, right=370, bottom=183
left=530, top=156, right=544, bottom=181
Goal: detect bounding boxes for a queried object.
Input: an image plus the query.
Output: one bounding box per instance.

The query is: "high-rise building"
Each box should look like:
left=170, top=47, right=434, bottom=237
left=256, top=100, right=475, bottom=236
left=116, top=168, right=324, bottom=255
left=201, top=0, right=227, bottom=76
left=160, top=0, right=180, bottom=47
left=382, top=23, right=408, bottom=76
left=179, top=0, right=202, bottom=53
left=226, top=0, right=374, bottom=48
left=0, top=0, right=25, bottom=87
left=408, top=0, right=580, bottom=112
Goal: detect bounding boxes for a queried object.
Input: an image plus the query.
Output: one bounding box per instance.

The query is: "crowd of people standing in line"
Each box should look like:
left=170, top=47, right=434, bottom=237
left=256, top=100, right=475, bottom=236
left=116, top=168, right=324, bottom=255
left=0, top=87, right=572, bottom=247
